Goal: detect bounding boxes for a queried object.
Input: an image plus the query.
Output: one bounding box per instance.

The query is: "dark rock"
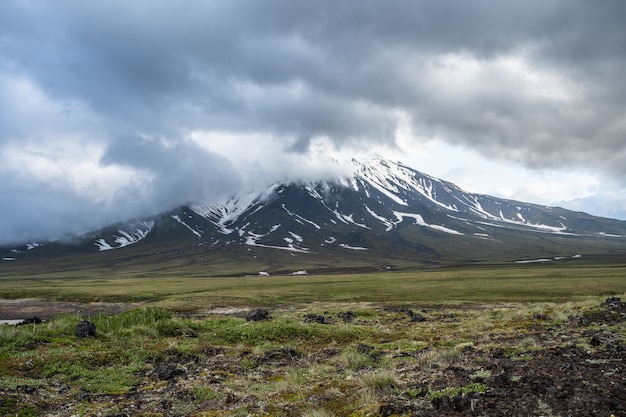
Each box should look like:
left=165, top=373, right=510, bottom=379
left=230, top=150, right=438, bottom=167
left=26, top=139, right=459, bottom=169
left=590, top=334, right=604, bottom=346
left=16, top=317, right=43, bottom=326
left=384, top=307, right=415, bottom=316
left=410, top=313, right=427, bottom=322
left=602, top=297, right=622, bottom=308
left=261, top=346, right=299, bottom=363
left=356, top=344, right=374, bottom=355
left=379, top=400, right=414, bottom=416
left=384, top=306, right=427, bottom=321
left=246, top=308, right=270, bottom=322
left=75, top=320, right=96, bottom=338
left=339, top=311, right=356, bottom=322
left=304, top=313, right=327, bottom=324
left=356, top=343, right=382, bottom=361
left=155, top=363, right=186, bottom=380
left=17, top=385, right=37, bottom=394
left=203, top=346, right=224, bottom=356
left=590, top=332, right=622, bottom=350
left=431, top=395, right=453, bottom=411
left=455, top=393, right=481, bottom=411
left=432, top=393, right=479, bottom=412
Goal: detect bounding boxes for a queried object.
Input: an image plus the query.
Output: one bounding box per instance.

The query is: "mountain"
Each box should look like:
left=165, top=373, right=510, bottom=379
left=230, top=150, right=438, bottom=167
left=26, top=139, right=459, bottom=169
left=3, top=158, right=626, bottom=275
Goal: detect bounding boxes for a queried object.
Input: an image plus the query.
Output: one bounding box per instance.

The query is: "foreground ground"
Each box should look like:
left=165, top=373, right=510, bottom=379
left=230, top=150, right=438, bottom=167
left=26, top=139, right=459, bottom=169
left=1, top=294, right=625, bottom=416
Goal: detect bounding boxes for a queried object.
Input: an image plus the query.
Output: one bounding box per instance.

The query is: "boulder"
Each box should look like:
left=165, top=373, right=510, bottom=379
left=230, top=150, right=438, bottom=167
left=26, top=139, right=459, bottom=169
left=304, top=313, right=327, bottom=324
left=155, top=363, right=186, bottom=380
left=75, top=320, right=97, bottom=338
left=410, top=313, right=427, bottom=322
left=246, top=308, right=270, bottom=322
left=602, top=297, right=622, bottom=308
left=339, top=311, right=356, bottom=323
left=17, top=317, right=43, bottom=326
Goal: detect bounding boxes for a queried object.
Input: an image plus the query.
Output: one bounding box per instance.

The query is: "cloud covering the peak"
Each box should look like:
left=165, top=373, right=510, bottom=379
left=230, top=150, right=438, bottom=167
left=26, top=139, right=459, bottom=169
left=1, top=0, right=626, bottom=244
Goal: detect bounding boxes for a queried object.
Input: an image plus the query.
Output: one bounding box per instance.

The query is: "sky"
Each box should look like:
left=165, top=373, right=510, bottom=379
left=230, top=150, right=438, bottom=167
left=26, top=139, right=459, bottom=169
left=1, top=0, right=626, bottom=244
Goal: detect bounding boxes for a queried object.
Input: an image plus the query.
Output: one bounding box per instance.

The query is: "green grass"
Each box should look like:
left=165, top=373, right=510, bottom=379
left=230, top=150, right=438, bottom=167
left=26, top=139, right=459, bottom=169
left=1, top=262, right=626, bottom=416
left=361, top=369, right=399, bottom=396
left=0, top=293, right=622, bottom=416
left=2, top=263, right=626, bottom=305
left=428, top=382, right=487, bottom=400
left=338, top=346, right=376, bottom=371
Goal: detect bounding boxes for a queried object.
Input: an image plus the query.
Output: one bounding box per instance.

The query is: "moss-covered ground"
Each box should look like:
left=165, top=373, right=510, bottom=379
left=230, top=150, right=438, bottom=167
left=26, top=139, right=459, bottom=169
left=1, top=265, right=625, bottom=416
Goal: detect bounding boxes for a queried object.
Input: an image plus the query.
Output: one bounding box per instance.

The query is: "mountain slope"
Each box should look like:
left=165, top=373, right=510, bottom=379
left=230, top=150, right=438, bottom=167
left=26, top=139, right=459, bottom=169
left=3, top=158, right=626, bottom=274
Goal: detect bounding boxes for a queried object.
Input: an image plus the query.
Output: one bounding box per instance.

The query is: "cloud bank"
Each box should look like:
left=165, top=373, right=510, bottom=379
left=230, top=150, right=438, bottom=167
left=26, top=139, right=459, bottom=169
left=1, top=0, right=625, bottom=243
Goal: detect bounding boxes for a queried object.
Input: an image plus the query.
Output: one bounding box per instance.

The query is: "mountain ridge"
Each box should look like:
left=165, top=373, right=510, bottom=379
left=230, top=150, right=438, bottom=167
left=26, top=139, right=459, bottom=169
left=3, top=158, right=626, bottom=274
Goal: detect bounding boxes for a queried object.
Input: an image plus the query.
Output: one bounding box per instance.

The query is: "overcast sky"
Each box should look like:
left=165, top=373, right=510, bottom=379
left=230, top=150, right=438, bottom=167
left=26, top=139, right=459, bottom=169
left=1, top=0, right=626, bottom=244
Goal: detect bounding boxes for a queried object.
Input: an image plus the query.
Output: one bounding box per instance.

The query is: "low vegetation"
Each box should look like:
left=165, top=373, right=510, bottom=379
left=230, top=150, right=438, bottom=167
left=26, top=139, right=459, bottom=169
left=2, top=262, right=626, bottom=305
left=1, top=265, right=626, bottom=416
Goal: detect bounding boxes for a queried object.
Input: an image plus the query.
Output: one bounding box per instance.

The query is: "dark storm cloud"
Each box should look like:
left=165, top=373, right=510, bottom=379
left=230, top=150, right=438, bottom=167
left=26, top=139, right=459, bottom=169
left=4, top=0, right=624, bottom=151
left=1, top=0, right=626, bottom=243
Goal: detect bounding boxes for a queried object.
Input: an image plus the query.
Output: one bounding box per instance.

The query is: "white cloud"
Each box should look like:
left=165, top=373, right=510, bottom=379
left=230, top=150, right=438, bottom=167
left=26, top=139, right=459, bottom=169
left=1, top=0, right=626, bottom=244
left=191, top=131, right=353, bottom=188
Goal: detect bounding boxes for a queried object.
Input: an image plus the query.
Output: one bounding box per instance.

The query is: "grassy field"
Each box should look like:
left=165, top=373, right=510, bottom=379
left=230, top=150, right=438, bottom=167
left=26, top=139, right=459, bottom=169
left=1, top=262, right=626, bottom=416
left=1, top=262, right=626, bottom=307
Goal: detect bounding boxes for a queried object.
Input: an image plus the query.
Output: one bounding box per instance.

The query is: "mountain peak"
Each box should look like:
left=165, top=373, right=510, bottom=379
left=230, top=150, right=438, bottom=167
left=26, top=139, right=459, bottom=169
left=4, top=157, right=626, bottom=271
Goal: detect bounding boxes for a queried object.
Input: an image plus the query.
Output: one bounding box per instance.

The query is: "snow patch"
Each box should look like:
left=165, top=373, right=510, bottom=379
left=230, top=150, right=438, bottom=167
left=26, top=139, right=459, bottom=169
left=289, top=232, right=304, bottom=242
left=282, top=204, right=321, bottom=229
left=171, top=215, right=202, bottom=238
left=597, top=232, right=625, bottom=238
left=515, top=258, right=553, bottom=264
left=331, top=210, right=370, bottom=229
left=516, top=254, right=583, bottom=263
left=352, top=158, right=459, bottom=211
left=243, top=225, right=309, bottom=253
left=95, top=221, right=154, bottom=251
left=339, top=244, right=368, bottom=251
left=365, top=205, right=394, bottom=231
left=191, top=187, right=276, bottom=234
left=94, top=239, right=113, bottom=251
left=393, top=212, right=463, bottom=235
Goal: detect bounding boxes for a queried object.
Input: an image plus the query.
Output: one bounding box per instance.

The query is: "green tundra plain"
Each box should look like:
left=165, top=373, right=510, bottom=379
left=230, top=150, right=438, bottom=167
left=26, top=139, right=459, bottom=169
left=2, top=260, right=626, bottom=305
left=1, top=260, right=626, bottom=416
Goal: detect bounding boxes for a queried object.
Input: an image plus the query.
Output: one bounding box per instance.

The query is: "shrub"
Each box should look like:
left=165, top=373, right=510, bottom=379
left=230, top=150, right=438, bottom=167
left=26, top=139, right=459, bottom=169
left=361, top=369, right=399, bottom=396
left=338, top=347, right=374, bottom=371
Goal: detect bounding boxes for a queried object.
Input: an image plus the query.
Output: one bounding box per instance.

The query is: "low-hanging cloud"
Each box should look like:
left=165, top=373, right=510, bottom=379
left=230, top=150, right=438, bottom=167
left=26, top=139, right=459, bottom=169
left=1, top=0, right=625, bottom=244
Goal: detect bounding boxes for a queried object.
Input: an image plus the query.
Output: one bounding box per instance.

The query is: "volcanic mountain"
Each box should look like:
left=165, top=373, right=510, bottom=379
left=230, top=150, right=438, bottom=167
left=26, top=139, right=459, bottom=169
left=4, top=158, right=626, bottom=275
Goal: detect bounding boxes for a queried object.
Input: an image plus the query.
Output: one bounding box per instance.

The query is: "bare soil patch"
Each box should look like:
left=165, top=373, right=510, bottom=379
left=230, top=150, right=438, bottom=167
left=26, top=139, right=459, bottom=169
left=0, top=299, right=138, bottom=320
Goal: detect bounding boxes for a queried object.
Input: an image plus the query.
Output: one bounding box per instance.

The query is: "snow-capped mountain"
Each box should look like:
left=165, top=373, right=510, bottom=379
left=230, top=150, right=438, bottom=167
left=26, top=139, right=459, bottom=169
left=176, top=158, right=626, bottom=249
left=4, top=158, right=626, bottom=271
